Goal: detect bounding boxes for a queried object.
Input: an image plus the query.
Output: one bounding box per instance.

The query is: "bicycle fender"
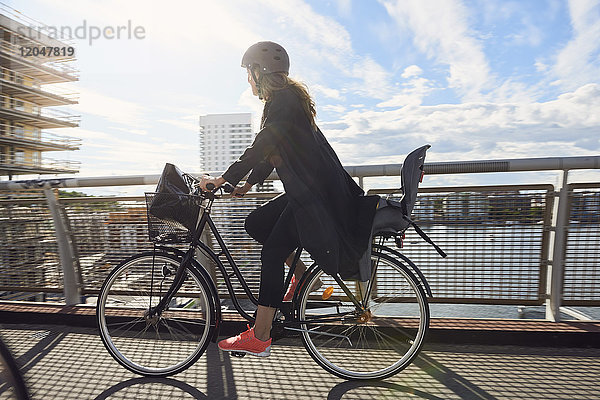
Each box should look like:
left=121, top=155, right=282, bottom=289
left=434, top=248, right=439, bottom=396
left=372, top=244, right=433, bottom=297
left=292, top=262, right=319, bottom=319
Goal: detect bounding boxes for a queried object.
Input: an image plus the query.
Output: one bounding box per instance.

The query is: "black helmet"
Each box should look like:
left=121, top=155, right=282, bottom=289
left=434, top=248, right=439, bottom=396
left=241, top=41, right=289, bottom=75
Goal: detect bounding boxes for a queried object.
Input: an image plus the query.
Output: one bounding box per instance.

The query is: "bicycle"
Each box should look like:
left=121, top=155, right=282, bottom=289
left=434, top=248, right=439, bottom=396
left=96, top=145, right=443, bottom=380
left=0, top=337, right=31, bottom=400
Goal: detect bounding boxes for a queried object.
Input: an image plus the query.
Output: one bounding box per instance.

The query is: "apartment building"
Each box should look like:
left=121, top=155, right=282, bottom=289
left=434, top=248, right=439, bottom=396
left=199, top=112, right=275, bottom=192
left=199, top=113, right=253, bottom=172
left=0, top=6, right=80, bottom=179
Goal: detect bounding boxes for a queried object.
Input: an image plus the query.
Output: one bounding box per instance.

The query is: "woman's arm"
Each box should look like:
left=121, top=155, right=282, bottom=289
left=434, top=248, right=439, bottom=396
left=247, top=161, right=274, bottom=186
left=222, top=100, right=291, bottom=186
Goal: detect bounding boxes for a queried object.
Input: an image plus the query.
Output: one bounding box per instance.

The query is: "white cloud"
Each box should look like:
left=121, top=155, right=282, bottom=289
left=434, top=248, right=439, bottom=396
left=248, top=0, right=393, bottom=101
left=74, top=87, right=147, bottom=127
left=312, top=84, right=342, bottom=100
left=237, top=87, right=264, bottom=130
left=350, top=56, right=394, bottom=99
left=381, top=0, right=494, bottom=100
left=551, top=0, right=600, bottom=91
left=157, top=118, right=198, bottom=132
left=377, top=65, right=433, bottom=108
left=401, top=65, right=423, bottom=79
left=507, top=16, right=543, bottom=47
left=335, top=0, right=353, bottom=19
left=321, top=104, right=347, bottom=114
left=325, top=83, right=600, bottom=165
left=111, top=127, right=148, bottom=136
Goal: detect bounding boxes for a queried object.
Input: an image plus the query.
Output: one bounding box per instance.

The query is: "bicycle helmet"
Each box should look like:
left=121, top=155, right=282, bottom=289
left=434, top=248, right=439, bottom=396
left=241, top=41, right=290, bottom=74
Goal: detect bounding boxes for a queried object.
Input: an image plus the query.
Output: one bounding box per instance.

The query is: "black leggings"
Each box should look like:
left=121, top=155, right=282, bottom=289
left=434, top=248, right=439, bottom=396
left=244, top=194, right=299, bottom=308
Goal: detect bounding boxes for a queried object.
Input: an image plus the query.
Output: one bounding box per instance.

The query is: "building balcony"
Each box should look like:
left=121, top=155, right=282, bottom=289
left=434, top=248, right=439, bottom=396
left=0, top=153, right=80, bottom=175
left=0, top=122, right=80, bottom=151
left=0, top=67, right=78, bottom=106
left=0, top=94, right=80, bottom=128
left=0, top=40, right=79, bottom=84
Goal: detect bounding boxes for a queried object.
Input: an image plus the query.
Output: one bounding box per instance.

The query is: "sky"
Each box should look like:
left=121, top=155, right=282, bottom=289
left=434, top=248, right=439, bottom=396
left=4, top=0, right=600, bottom=193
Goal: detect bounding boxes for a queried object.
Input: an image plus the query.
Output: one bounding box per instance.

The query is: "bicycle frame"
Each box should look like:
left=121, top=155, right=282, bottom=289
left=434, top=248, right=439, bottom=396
left=148, top=191, right=373, bottom=326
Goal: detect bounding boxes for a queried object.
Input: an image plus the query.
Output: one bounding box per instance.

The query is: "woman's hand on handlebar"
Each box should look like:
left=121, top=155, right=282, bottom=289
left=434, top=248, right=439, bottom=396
left=231, top=182, right=252, bottom=198
left=197, top=175, right=226, bottom=192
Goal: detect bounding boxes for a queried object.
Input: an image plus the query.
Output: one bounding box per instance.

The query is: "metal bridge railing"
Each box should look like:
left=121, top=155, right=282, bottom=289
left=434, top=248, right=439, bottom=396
left=563, top=183, right=600, bottom=306
left=0, top=155, right=599, bottom=321
left=369, top=185, right=554, bottom=305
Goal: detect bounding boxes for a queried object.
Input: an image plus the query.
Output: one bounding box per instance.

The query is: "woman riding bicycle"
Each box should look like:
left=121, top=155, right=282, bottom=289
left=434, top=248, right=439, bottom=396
left=199, top=41, right=379, bottom=357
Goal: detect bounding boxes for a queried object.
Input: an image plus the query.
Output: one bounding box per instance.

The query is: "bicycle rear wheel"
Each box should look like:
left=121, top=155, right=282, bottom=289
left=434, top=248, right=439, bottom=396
left=296, top=250, right=429, bottom=380
left=96, top=252, right=216, bottom=377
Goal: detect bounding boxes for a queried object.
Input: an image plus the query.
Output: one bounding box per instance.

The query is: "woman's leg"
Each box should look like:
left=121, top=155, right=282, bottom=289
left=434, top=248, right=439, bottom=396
left=244, top=194, right=288, bottom=245
left=219, top=204, right=307, bottom=353
left=254, top=306, right=277, bottom=341
left=247, top=194, right=306, bottom=295
left=255, top=205, right=299, bottom=338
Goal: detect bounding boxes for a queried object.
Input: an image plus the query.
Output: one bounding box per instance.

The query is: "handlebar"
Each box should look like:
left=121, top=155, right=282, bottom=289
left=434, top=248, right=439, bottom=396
left=204, top=182, right=235, bottom=193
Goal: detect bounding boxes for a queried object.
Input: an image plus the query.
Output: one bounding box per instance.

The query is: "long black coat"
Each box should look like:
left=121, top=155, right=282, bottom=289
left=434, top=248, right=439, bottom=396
left=222, top=87, right=379, bottom=278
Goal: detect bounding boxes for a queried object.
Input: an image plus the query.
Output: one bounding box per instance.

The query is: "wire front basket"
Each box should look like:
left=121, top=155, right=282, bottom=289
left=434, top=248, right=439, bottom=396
left=145, top=192, right=204, bottom=243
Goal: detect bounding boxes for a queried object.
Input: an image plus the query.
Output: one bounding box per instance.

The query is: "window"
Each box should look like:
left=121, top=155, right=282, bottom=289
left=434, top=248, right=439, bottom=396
left=13, top=125, right=24, bottom=137
left=13, top=99, right=25, bottom=111
left=14, top=71, right=23, bottom=85
left=14, top=149, right=25, bottom=164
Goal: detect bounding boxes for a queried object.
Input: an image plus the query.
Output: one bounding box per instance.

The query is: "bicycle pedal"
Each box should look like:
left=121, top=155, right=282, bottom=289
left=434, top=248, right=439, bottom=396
left=231, top=351, right=246, bottom=358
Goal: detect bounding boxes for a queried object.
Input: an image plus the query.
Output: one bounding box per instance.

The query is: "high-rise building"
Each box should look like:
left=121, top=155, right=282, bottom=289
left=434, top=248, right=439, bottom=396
left=199, top=112, right=274, bottom=191
left=199, top=113, right=253, bottom=173
left=0, top=5, right=80, bottom=180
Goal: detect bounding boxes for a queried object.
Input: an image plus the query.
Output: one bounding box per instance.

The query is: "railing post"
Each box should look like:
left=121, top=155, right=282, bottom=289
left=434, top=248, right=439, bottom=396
left=44, top=188, right=80, bottom=305
left=546, top=170, right=570, bottom=321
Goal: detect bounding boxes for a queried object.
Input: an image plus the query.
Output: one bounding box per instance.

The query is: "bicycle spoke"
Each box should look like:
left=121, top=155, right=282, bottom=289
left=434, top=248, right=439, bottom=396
left=97, top=253, right=214, bottom=376
left=169, top=317, right=208, bottom=327
left=298, top=251, right=429, bottom=380
left=106, top=316, right=145, bottom=327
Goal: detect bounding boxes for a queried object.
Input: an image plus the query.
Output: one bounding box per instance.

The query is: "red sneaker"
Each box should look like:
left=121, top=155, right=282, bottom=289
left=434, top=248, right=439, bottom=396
left=283, top=275, right=298, bottom=302
left=218, top=325, right=271, bottom=357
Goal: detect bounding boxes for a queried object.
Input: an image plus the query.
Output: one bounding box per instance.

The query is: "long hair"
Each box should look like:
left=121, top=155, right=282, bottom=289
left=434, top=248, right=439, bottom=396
left=258, top=71, right=316, bottom=128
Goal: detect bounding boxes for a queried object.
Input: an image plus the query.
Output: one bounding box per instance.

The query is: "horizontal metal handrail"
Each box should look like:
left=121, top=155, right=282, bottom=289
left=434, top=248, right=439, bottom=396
left=373, top=183, right=556, bottom=194
left=0, top=154, right=80, bottom=171
left=0, top=67, right=79, bottom=101
left=0, top=93, right=80, bottom=123
left=348, top=155, right=600, bottom=177
left=0, top=122, right=81, bottom=149
left=1, top=155, right=598, bottom=192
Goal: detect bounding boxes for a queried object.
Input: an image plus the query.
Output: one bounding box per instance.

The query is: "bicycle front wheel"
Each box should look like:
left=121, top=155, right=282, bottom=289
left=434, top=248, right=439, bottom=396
left=297, top=250, right=429, bottom=380
left=96, top=252, right=216, bottom=377
left=0, top=338, right=30, bottom=400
